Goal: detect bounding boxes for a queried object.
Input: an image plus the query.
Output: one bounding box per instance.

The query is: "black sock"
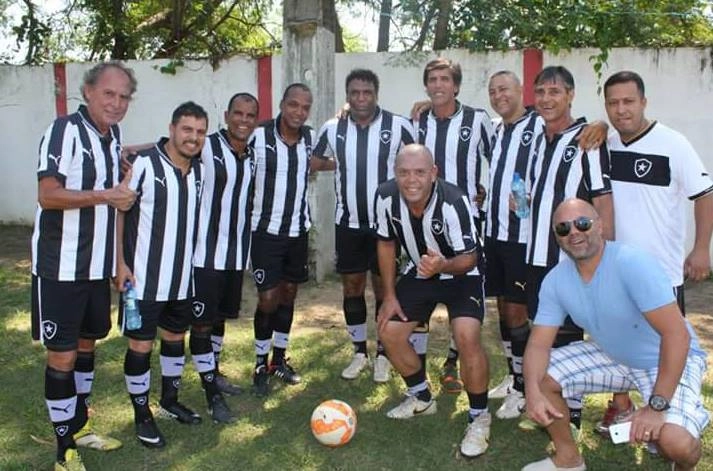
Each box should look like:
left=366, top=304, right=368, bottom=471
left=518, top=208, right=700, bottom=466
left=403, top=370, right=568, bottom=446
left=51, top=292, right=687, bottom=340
left=375, top=300, right=386, bottom=356
left=254, top=308, right=272, bottom=367
left=160, top=339, right=185, bottom=406
left=124, top=349, right=152, bottom=423
left=73, top=351, right=94, bottom=433
left=45, top=367, right=77, bottom=462
left=344, top=295, right=368, bottom=354
left=466, top=391, right=489, bottom=421
left=404, top=368, right=431, bottom=402
left=190, top=330, right=219, bottom=401
left=499, top=318, right=514, bottom=376
left=510, top=322, right=530, bottom=394
left=211, top=320, right=226, bottom=373
left=271, top=304, right=294, bottom=365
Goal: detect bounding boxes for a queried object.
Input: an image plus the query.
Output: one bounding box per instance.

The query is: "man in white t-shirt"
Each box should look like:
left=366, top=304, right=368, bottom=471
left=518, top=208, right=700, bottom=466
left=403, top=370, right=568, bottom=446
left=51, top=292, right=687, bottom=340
left=595, top=70, right=713, bottom=435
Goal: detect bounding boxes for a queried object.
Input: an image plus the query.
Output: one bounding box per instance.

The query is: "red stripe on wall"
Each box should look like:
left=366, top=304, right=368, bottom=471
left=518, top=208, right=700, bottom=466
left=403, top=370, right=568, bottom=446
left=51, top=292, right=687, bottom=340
left=257, top=56, right=273, bottom=121
left=522, top=48, right=543, bottom=107
left=53, top=63, right=68, bottom=117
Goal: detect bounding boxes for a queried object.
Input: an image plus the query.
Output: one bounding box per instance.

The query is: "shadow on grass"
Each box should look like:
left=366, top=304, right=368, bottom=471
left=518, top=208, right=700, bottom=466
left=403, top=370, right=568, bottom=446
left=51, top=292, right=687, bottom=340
left=0, top=267, right=698, bottom=470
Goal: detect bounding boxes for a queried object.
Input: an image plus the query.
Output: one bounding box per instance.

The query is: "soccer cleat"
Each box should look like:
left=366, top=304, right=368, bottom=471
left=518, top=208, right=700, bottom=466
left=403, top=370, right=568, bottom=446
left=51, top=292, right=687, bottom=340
left=341, top=352, right=370, bottom=380
left=373, top=355, right=392, bottom=383
left=269, top=358, right=302, bottom=385
left=208, top=394, right=236, bottom=424
left=55, top=449, right=85, bottom=471
left=439, top=361, right=463, bottom=394
left=386, top=395, right=437, bottom=419
left=253, top=364, right=270, bottom=397
left=135, top=416, right=166, bottom=449
left=495, top=390, right=526, bottom=419
left=460, top=412, right=492, bottom=458
left=73, top=419, right=122, bottom=451
left=489, top=374, right=514, bottom=399
left=521, top=457, right=586, bottom=471
left=594, top=399, right=635, bottom=436
left=157, top=401, right=202, bottom=425
left=215, top=372, right=243, bottom=396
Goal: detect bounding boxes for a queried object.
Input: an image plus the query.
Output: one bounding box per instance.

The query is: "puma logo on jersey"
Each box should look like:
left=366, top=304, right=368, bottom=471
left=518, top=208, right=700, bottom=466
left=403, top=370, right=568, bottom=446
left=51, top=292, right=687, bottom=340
left=82, top=148, right=94, bottom=160
left=155, top=176, right=166, bottom=187
left=213, top=154, right=225, bottom=164
left=336, top=134, right=345, bottom=141
left=265, top=144, right=276, bottom=153
left=514, top=281, right=526, bottom=291
left=47, top=154, right=62, bottom=166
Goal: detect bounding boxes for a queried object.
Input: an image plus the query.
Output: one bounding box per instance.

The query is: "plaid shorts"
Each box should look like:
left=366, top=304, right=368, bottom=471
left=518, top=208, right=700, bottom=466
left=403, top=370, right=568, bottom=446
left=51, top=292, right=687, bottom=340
left=547, top=341, right=710, bottom=439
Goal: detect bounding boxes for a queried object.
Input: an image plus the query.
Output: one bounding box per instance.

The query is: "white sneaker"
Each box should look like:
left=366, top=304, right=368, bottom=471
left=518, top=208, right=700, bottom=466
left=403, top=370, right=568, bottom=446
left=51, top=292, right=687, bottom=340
left=386, top=395, right=437, bottom=419
left=489, top=374, right=513, bottom=399
left=496, top=390, right=526, bottom=419
left=521, top=457, right=586, bottom=471
left=460, top=411, right=492, bottom=458
left=373, top=355, right=392, bottom=383
left=341, top=353, right=370, bottom=380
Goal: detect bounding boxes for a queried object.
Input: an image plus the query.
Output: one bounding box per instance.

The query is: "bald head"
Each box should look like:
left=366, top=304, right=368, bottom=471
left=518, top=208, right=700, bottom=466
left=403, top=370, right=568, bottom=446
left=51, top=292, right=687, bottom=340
left=552, top=198, right=599, bottom=224
left=395, top=144, right=434, bottom=169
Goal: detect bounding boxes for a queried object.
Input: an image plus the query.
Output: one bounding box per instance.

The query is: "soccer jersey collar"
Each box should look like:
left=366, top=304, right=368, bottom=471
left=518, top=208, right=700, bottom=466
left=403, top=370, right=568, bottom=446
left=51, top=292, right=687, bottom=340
left=155, top=137, right=201, bottom=176
left=348, top=106, right=382, bottom=128
left=430, top=100, right=462, bottom=121
left=545, top=117, right=586, bottom=143
left=77, top=104, right=119, bottom=142
left=504, top=107, right=536, bottom=129
left=274, top=114, right=310, bottom=146
left=218, top=129, right=253, bottom=160
left=618, top=120, right=657, bottom=147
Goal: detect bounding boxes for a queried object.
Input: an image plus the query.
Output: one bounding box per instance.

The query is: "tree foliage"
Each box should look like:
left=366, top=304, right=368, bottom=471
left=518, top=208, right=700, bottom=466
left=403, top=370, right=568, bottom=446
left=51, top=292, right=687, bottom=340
left=449, top=0, right=713, bottom=51
left=6, top=0, right=276, bottom=65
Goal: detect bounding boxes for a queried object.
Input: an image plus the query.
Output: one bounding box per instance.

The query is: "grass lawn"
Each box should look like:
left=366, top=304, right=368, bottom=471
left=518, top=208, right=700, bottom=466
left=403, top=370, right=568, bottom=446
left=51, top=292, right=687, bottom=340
left=0, top=225, right=711, bottom=470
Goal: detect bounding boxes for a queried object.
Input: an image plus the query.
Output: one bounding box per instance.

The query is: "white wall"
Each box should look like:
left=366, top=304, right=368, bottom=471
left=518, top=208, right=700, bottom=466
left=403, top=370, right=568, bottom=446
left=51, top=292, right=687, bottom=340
left=1, top=48, right=712, bottom=258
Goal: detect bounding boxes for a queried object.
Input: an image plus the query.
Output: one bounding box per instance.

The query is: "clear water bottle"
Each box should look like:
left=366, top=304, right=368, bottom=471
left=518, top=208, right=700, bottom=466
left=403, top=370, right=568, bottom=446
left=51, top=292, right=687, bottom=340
left=123, top=281, right=141, bottom=330
left=511, top=172, right=530, bottom=219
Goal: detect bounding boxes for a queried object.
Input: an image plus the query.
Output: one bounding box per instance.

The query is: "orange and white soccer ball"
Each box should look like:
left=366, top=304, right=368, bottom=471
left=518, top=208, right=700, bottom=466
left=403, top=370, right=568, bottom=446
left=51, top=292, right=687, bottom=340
left=310, top=399, right=357, bottom=447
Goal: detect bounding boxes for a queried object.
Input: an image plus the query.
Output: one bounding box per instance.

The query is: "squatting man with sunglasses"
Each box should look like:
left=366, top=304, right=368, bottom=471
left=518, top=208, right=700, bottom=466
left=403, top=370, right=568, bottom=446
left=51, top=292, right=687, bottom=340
left=521, top=198, right=709, bottom=471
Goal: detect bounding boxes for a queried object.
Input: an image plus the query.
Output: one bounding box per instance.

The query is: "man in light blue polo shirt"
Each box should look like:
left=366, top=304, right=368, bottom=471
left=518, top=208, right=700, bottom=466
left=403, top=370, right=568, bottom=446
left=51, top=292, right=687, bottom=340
left=521, top=198, right=708, bottom=471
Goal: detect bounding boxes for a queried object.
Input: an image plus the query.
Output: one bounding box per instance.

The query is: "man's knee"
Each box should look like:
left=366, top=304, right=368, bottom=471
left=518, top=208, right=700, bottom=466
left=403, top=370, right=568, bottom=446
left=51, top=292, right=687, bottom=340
left=451, top=318, right=482, bottom=355
left=77, top=338, right=97, bottom=353
left=380, top=321, right=414, bottom=347
left=279, top=282, right=298, bottom=304
left=258, top=289, right=280, bottom=313
left=342, top=273, right=367, bottom=298
left=657, top=424, right=700, bottom=465
left=47, top=349, right=77, bottom=372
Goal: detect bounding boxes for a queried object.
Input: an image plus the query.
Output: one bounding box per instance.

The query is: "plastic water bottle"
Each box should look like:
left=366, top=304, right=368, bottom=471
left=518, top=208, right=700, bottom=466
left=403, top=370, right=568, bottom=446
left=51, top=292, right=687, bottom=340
left=123, top=281, right=141, bottom=330
left=511, top=172, right=530, bottom=219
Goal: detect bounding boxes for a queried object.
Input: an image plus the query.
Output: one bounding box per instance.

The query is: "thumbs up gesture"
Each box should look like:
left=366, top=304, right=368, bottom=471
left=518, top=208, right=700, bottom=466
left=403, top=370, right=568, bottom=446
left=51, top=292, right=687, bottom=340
left=107, top=167, right=136, bottom=211
left=417, top=246, right=444, bottom=278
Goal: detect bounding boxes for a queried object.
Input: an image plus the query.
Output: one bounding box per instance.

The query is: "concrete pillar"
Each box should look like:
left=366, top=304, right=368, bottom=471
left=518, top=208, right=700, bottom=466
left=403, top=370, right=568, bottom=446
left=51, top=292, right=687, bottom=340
left=283, top=0, right=336, bottom=282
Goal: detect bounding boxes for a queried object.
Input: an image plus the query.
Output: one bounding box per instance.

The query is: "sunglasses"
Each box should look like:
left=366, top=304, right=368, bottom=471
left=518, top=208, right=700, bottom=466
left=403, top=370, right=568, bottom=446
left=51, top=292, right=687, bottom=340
left=553, top=216, right=594, bottom=237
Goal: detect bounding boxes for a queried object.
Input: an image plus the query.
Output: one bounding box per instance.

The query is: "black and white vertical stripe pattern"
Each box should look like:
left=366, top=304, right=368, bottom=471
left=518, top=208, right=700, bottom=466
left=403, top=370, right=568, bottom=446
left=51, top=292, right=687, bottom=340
left=123, top=139, right=203, bottom=301
left=414, top=102, right=493, bottom=215
left=193, top=130, right=255, bottom=270
left=31, top=105, right=120, bottom=281
left=251, top=118, right=313, bottom=237
left=527, top=118, right=611, bottom=267
left=485, top=110, right=543, bottom=243
left=313, top=108, right=414, bottom=229
left=374, top=178, right=479, bottom=279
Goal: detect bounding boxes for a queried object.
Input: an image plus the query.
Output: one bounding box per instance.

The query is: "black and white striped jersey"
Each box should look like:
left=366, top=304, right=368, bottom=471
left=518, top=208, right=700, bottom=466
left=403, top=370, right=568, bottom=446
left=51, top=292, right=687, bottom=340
left=193, top=130, right=254, bottom=271
left=485, top=109, right=543, bottom=244
left=250, top=117, right=313, bottom=237
left=414, top=102, right=494, bottom=216
left=123, top=139, right=202, bottom=301
left=527, top=118, right=611, bottom=268
left=31, top=105, right=121, bottom=281
left=374, top=178, right=479, bottom=279
left=314, top=108, right=414, bottom=230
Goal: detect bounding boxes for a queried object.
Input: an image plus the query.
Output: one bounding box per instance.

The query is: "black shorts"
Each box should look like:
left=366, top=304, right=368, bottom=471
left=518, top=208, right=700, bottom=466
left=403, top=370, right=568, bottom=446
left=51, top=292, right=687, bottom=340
left=335, top=225, right=378, bottom=274
left=674, top=284, right=686, bottom=316
left=192, top=268, right=244, bottom=325
left=484, top=238, right=527, bottom=303
left=119, top=298, right=193, bottom=340
left=250, top=231, right=309, bottom=292
left=526, top=264, right=581, bottom=332
left=31, top=276, right=111, bottom=351
left=394, top=273, right=485, bottom=324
